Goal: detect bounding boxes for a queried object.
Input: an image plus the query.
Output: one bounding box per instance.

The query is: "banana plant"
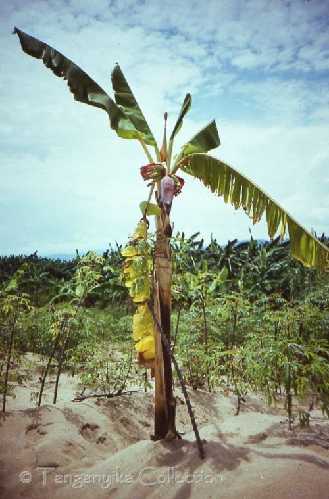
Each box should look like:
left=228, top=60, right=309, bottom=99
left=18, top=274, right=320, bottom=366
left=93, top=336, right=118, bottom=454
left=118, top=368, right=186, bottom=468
left=14, top=27, right=329, bottom=440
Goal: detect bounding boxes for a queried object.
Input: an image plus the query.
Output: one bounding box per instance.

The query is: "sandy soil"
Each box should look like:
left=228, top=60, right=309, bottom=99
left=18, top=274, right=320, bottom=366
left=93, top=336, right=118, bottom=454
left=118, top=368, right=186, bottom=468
left=1, top=367, right=329, bottom=499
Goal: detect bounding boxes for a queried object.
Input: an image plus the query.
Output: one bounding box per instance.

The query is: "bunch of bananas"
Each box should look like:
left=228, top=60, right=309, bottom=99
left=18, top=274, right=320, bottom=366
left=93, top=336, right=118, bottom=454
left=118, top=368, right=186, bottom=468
left=122, top=219, right=156, bottom=365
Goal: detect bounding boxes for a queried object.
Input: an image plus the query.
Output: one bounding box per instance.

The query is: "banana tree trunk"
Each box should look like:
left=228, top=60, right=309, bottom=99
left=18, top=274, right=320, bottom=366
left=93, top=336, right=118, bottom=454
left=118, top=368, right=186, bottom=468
left=153, top=210, right=176, bottom=439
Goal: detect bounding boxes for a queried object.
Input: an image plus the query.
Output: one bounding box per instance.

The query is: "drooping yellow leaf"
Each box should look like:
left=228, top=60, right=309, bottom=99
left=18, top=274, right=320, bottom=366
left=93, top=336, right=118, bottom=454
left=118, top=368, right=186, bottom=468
left=121, top=239, right=151, bottom=258
left=132, top=220, right=148, bottom=240
left=142, top=347, right=155, bottom=361
left=129, top=276, right=151, bottom=303
left=121, top=245, right=139, bottom=258
left=135, top=335, right=155, bottom=360
left=132, top=304, right=155, bottom=341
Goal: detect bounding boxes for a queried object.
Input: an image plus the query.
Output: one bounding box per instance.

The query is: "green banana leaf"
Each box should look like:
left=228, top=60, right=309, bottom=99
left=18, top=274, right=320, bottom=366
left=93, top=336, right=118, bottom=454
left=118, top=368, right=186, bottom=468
left=111, top=64, right=157, bottom=147
left=182, top=153, right=329, bottom=271
left=139, top=201, right=161, bottom=216
left=169, top=93, right=192, bottom=141
left=173, top=120, right=220, bottom=171
left=167, top=93, right=192, bottom=170
left=13, top=27, right=149, bottom=144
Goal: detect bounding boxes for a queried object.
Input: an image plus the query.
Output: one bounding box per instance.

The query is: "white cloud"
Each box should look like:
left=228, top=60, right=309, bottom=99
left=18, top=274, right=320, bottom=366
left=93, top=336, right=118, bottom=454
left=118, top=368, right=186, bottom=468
left=228, top=77, right=329, bottom=125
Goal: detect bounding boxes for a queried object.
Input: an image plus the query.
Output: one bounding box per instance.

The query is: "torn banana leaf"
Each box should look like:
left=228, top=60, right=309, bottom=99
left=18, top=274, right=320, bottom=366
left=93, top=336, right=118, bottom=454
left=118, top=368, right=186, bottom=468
left=111, top=64, right=157, bottom=147
left=182, top=153, right=329, bottom=271
left=13, top=27, right=153, bottom=145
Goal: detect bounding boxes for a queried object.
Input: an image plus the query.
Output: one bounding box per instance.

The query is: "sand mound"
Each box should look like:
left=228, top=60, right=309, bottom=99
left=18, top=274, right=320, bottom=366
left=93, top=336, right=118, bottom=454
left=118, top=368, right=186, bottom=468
left=1, top=376, right=329, bottom=499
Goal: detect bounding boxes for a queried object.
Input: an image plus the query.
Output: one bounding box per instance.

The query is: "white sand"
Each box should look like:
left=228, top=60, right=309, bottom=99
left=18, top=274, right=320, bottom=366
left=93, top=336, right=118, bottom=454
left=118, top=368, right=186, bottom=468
left=1, top=371, right=329, bottom=499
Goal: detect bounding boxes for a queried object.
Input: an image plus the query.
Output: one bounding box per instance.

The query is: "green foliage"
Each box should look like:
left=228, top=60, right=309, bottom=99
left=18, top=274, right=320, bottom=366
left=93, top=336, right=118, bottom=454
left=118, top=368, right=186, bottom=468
left=170, top=235, right=329, bottom=426
left=14, top=28, right=157, bottom=148
left=174, top=309, right=223, bottom=390
left=169, top=94, right=192, bottom=142
left=139, top=201, right=161, bottom=216
left=78, top=344, right=147, bottom=395
left=228, top=301, right=329, bottom=422
left=173, top=121, right=220, bottom=170
left=0, top=228, right=328, bottom=424
left=0, top=286, right=33, bottom=410
left=111, top=64, right=157, bottom=147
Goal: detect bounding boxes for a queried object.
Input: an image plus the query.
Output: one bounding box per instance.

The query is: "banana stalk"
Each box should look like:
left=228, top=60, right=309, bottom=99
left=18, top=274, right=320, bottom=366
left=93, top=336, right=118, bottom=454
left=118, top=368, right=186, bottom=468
left=153, top=208, right=177, bottom=439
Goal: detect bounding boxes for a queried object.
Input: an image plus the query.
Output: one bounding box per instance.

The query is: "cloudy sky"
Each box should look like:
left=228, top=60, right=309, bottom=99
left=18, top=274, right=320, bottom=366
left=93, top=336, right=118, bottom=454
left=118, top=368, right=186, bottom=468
left=1, top=0, right=328, bottom=255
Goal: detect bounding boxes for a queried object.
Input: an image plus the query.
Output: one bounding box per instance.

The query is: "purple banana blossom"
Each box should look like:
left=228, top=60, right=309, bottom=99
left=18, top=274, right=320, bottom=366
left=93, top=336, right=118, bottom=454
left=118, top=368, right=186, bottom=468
left=160, top=175, right=176, bottom=214
left=140, top=163, right=165, bottom=181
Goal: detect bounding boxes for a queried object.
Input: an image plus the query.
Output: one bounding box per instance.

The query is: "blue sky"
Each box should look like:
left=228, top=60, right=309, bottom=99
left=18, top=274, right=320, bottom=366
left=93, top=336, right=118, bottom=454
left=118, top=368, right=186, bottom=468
left=1, top=0, right=329, bottom=255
